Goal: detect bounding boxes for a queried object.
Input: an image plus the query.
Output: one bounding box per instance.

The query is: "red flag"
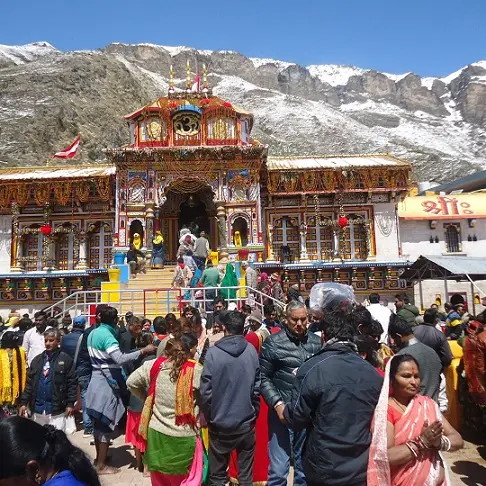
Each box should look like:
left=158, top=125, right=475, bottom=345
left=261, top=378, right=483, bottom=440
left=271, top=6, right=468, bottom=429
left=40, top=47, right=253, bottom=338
left=191, top=74, right=200, bottom=92
left=53, top=136, right=81, bottom=159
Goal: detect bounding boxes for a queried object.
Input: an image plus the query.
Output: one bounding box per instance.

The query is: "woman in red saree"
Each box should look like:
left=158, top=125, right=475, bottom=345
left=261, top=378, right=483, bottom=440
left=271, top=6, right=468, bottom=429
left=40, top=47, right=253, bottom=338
left=229, top=311, right=270, bottom=485
left=368, top=354, right=463, bottom=486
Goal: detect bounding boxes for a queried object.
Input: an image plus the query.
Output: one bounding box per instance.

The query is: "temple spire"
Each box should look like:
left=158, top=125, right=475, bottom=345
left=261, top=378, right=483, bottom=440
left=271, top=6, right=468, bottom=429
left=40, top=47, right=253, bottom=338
left=186, top=60, right=192, bottom=91
left=168, top=64, right=175, bottom=93
left=202, top=63, right=209, bottom=93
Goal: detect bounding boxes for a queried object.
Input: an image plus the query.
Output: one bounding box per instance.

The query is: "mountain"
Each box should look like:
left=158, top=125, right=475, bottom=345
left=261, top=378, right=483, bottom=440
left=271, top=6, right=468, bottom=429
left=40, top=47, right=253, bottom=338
left=0, top=41, right=485, bottom=182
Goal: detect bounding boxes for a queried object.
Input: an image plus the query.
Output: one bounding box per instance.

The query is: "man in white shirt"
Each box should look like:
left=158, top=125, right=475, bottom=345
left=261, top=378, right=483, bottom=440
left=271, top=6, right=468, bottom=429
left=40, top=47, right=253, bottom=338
left=22, top=311, right=51, bottom=366
left=367, top=293, right=392, bottom=343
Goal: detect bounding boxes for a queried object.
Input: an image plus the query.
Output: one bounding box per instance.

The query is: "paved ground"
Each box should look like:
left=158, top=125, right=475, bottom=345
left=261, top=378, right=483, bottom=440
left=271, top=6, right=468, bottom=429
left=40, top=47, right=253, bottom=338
left=71, top=429, right=486, bottom=486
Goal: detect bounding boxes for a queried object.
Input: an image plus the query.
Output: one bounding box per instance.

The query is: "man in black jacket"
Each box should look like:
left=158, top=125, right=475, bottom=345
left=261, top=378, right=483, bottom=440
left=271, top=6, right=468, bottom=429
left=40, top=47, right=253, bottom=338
left=19, top=328, right=77, bottom=427
left=285, top=292, right=383, bottom=486
left=413, top=308, right=452, bottom=369
left=200, top=310, right=260, bottom=486
left=260, top=301, right=321, bottom=486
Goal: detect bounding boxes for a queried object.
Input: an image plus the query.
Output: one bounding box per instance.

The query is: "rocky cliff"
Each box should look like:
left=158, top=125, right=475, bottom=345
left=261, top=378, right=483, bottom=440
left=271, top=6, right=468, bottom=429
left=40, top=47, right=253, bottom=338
left=0, top=41, right=485, bottom=182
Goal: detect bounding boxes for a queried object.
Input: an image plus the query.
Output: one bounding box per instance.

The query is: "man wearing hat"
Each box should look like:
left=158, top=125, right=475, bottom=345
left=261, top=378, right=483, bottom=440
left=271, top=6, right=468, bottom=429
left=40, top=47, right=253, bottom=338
left=61, top=315, right=86, bottom=360
left=241, top=261, right=257, bottom=291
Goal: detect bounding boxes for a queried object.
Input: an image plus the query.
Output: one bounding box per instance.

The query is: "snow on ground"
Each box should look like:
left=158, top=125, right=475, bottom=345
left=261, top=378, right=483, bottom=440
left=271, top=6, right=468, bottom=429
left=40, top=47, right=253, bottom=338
left=307, top=64, right=366, bottom=86
left=383, top=72, right=412, bottom=82
left=0, top=42, right=58, bottom=65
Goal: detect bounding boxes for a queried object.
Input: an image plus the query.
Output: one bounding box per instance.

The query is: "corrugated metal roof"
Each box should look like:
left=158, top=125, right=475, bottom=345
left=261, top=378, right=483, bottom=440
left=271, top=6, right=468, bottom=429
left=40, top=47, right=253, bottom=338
left=267, top=154, right=410, bottom=171
left=0, top=166, right=115, bottom=181
left=400, top=255, right=486, bottom=281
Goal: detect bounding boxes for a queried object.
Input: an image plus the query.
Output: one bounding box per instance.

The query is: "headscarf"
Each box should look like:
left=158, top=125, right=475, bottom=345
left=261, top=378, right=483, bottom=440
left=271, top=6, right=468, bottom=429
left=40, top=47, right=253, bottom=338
left=132, top=233, right=142, bottom=250
left=153, top=231, right=164, bottom=245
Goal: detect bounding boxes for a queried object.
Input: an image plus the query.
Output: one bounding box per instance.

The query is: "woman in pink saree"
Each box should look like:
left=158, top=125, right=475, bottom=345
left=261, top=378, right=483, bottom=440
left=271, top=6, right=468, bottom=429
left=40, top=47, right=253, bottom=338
left=368, top=355, right=463, bottom=486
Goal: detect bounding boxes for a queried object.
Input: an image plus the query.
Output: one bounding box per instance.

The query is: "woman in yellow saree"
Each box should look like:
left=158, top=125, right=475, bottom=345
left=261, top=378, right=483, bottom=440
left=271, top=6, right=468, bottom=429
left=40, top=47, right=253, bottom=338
left=368, top=355, right=463, bottom=486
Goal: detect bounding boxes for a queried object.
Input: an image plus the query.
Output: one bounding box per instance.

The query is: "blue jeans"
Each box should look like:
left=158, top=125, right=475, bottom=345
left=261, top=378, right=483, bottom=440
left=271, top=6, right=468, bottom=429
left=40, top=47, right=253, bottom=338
left=268, top=409, right=306, bottom=486
left=78, top=375, right=93, bottom=434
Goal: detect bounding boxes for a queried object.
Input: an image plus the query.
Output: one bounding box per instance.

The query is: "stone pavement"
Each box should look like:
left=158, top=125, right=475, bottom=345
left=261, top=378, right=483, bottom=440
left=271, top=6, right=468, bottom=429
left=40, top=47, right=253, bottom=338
left=71, top=430, right=486, bottom=486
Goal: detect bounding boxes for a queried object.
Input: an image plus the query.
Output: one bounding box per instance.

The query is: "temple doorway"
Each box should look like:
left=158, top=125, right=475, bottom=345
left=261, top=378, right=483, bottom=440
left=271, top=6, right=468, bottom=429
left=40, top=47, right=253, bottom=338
left=179, top=195, right=210, bottom=235
left=158, top=183, right=217, bottom=261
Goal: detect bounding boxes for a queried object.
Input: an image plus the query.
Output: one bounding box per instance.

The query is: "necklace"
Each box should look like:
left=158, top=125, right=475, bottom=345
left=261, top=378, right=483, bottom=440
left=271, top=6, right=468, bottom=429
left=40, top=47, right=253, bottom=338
left=392, top=397, right=408, bottom=413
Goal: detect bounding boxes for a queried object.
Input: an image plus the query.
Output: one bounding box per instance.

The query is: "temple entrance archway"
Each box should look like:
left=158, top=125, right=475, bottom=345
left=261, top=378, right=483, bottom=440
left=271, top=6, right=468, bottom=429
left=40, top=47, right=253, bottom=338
left=158, top=180, right=217, bottom=261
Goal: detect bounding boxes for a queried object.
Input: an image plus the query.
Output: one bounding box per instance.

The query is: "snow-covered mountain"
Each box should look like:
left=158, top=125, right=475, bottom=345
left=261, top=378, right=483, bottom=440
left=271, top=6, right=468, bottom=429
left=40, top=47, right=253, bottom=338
left=0, top=41, right=485, bottom=182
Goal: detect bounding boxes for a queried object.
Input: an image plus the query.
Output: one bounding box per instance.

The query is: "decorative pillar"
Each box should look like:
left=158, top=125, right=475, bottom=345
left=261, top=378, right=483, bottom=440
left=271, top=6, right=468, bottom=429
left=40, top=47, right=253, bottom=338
left=75, top=231, right=88, bottom=270
left=267, top=223, right=275, bottom=261
left=332, top=229, right=340, bottom=261
left=299, top=221, right=310, bottom=263
left=10, top=202, right=23, bottom=272
left=145, top=202, right=155, bottom=252
left=216, top=202, right=229, bottom=261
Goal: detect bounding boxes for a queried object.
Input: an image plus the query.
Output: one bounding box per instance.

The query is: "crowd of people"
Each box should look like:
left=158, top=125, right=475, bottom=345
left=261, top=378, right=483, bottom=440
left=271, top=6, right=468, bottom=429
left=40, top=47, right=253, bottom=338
left=2, top=275, right=486, bottom=486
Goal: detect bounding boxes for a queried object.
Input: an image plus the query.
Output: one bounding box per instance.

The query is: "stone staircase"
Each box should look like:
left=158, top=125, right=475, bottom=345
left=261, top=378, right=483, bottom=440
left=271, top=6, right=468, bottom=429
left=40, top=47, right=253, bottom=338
left=121, top=266, right=181, bottom=318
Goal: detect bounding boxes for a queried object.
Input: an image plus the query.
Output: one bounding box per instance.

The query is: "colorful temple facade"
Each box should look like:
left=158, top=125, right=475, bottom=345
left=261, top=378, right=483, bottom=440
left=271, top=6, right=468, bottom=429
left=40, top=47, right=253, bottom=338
left=0, top=67, right=414, bottom=308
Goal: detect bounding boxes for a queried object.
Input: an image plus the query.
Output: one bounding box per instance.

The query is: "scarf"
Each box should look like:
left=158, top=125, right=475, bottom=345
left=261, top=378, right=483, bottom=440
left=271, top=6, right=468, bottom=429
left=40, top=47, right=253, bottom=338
left=153, top=233, right=164, bottom=245
left=175, top=359, right=198, bottom=428
left=367, top=358, right=448, bottom=486
left=0, top=348, right=26, bottom=405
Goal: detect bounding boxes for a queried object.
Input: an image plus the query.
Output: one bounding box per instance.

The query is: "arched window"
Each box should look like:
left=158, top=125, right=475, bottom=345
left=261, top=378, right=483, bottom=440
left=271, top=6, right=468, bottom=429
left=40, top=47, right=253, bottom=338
left=88, top=222, right=112, bottom=269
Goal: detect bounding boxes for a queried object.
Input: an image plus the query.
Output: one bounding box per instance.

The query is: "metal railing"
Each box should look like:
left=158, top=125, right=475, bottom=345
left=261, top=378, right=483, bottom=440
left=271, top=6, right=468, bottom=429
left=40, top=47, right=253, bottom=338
left=42, top=286, right=285, bottom=321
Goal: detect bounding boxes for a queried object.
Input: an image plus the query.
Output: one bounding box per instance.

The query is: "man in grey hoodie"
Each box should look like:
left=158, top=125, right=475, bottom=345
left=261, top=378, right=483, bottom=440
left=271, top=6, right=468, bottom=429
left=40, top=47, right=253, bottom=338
left=200, top=310, right=261, bottom=486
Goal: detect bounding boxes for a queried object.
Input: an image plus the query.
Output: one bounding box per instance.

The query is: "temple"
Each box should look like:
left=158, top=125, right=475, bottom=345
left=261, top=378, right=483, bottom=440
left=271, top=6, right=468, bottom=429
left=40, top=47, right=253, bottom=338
left=0, top=62, right=414, bottom=310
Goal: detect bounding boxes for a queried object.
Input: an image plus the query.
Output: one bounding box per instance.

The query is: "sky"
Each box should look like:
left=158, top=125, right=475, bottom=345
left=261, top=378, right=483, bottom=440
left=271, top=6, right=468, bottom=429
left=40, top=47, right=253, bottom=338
left=1, top=0, right=485, bottom=77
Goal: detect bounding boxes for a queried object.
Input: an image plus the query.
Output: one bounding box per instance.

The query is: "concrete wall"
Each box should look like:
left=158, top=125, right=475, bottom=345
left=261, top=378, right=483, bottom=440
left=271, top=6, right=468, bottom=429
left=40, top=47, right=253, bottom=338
left=373, top=202, right=400, bottom=261
left=0, top=215, right=12, bottom=273
left=400, top=218, right=486, bottom=262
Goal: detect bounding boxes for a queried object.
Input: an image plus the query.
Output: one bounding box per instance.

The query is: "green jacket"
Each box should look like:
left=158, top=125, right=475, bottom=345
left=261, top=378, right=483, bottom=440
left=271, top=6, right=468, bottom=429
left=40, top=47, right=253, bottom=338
left=397, top=304, right=420, bottom=325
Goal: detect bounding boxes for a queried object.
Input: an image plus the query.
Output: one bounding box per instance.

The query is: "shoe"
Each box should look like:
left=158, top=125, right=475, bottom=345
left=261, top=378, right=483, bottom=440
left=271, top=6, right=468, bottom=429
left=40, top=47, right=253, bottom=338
left=83, top=432, right=93, bottom=438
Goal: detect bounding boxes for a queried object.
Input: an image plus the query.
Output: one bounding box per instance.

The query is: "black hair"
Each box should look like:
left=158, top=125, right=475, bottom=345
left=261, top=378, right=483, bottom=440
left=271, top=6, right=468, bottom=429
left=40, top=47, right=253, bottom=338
left=135, top=331, right=154, bottom=348
left=99, top=306, right=118, bottom=326
left=369, top=293, right=380, bottom=304
left=0, top=417, right=101, bottom=485
left=321, top=309, right=357, bottom=341
left=242, top=304, right=252, bottom=314
left=223, top=310, right=245, bottom=335
left=34, top=311, right=47, bottom=320
left=352, top=305, right=373, bottom=329
left=95, top=304, right=110, bottom=316
left=213, top=296, right=227, bottom=308
left=18, top=317, right=33, bottom=332
left=353, top=335, right=380, bottom=368
left=390, top=354, right=420, bottom=385
left=46, top=317, right=59, bottom=329
left=1, top=331, right=22, bottom=349
left=177, top=257, right=184, bottom=264
left=263, top=303, right=275, bottom=316
left=444, top=302, right=452, bottom=311
left=141, top=318, right=152, bottom=327
left=153, top=316, right=169, bottom=335
left=388, top=314, right=413, bottom=338
left=180, top=333, right=198, bottom=353
left=423, top=308, right=438, bottom=326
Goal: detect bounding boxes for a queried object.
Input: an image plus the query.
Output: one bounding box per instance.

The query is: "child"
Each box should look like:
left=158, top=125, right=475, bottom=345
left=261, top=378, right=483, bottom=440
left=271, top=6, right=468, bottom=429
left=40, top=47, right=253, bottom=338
left=125, top=331, right=155, bottom=474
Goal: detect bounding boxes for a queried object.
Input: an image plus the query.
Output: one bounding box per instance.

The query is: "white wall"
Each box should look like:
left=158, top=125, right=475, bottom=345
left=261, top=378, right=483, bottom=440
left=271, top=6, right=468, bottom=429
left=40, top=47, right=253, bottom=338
left=400, top=218, right=486, bottom=262
left=0, top=215, right=12, bottom=273
left=373, top=203, right=400, bottom=261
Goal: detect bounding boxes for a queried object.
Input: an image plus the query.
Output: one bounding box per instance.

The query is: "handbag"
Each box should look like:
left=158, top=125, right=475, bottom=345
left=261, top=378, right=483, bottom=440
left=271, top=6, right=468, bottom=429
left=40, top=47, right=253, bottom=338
left=138, top=356, right=166, bottom=444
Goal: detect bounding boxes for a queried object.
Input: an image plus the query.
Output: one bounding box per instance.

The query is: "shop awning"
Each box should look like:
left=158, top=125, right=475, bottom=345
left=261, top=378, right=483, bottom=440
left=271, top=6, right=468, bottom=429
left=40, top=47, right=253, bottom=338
left=400, top=255, right=486, bottom=281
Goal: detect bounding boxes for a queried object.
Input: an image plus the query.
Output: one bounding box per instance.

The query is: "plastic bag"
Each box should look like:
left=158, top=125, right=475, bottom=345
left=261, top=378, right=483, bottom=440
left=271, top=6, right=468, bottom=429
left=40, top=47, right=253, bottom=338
left=64, top=415, right=77, bottom=435
left=309, top=282, right=355, bottom=313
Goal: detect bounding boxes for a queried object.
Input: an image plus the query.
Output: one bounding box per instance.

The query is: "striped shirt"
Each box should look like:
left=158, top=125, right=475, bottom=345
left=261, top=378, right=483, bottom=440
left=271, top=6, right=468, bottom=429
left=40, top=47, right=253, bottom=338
left=88, top=323, right=140, bottom=370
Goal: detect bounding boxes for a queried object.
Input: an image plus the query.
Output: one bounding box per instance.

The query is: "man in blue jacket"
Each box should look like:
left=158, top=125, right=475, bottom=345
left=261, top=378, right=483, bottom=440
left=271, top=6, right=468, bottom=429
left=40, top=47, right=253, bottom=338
left=200, top=310, right=261, bottom=486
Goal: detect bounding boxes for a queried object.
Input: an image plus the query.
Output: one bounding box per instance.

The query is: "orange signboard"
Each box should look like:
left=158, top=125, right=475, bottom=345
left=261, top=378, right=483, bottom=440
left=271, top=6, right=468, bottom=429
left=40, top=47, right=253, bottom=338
left=398, top=194, right=486, bottom=220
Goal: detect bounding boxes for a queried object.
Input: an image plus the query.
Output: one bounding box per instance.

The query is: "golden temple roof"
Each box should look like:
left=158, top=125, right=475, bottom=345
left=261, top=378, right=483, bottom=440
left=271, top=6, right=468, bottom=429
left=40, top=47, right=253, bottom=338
left=267, top=153, right=411, bottom=171
left=0, top=165, right=115, bottom=181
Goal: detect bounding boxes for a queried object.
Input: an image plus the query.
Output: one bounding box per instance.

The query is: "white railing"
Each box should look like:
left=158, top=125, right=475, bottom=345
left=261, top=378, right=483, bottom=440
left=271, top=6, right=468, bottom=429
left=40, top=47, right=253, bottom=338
left=42, top=286, right=285, bottom=321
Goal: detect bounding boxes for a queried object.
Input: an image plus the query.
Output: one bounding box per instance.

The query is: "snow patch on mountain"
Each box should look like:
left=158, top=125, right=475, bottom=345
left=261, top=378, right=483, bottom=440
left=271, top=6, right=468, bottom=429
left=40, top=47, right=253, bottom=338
left=250, top=57, right=295, bottom=70
left=0, top=42, right=58, bottom=65
left=307, top=64, right=366, bottom=86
